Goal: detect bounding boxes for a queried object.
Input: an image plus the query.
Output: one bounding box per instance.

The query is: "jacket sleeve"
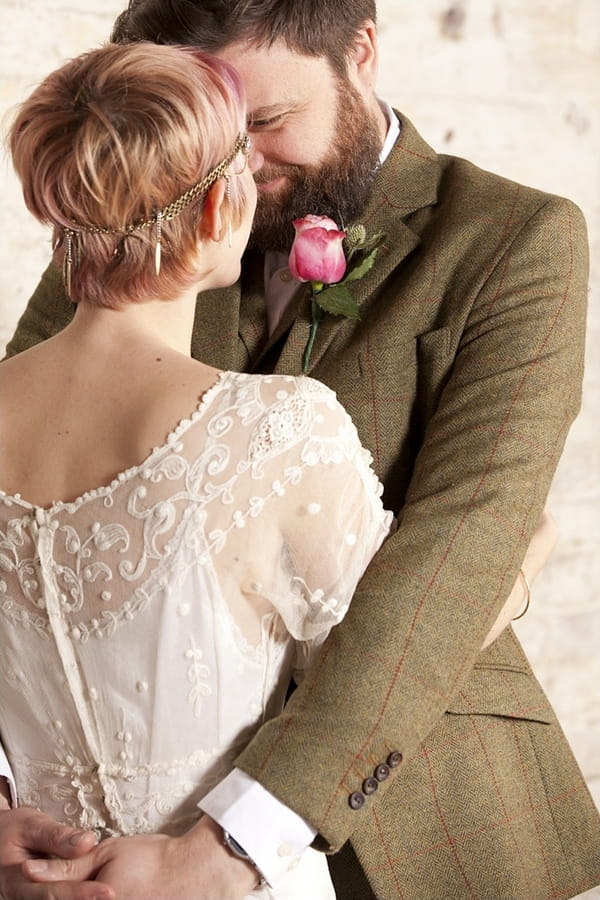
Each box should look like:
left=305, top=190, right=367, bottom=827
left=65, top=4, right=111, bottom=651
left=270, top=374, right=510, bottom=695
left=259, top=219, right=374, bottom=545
left=233, top=195, right=589, bottom=849
left=3, top=263, right=73, bottom=358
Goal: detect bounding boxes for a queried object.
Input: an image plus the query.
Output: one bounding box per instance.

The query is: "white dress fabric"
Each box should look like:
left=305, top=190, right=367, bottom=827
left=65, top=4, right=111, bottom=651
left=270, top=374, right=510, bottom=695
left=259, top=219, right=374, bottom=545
left=0, top=371, right=392, bottom=900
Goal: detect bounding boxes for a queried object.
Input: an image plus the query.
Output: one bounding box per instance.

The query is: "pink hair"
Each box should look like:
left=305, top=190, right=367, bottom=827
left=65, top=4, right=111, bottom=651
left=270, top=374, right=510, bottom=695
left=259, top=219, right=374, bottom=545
left=9, top=42, right=248, bottom=307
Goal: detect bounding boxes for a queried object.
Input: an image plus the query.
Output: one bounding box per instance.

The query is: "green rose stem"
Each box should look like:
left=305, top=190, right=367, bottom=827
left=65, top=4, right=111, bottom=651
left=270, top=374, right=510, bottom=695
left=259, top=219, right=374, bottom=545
left=303, top=284, right=325, bottom=372
left=296, top=227, right=385, bottom=373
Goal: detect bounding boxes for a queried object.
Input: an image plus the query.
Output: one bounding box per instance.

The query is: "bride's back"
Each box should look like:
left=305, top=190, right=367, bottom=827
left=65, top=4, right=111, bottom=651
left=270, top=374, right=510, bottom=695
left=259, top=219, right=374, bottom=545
left=0, top=328, right=220, bottom=509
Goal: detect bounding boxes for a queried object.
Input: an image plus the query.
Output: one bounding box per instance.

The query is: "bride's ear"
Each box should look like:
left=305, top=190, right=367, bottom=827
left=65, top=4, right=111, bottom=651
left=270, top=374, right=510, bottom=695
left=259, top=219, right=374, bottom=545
left=199, top=178, right=227, bottom=242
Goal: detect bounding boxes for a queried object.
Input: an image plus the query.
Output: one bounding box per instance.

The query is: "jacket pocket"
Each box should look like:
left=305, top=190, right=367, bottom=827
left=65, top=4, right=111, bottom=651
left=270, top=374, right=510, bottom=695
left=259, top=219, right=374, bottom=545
left=446, top=664, right=553, bottom=724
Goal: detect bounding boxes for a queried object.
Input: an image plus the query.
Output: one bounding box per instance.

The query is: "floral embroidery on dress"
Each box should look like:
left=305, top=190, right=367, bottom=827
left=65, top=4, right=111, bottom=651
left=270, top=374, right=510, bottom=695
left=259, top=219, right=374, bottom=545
left=0, top=371, right=392, bottom=842
left=185, top=635, right=212, bottom=718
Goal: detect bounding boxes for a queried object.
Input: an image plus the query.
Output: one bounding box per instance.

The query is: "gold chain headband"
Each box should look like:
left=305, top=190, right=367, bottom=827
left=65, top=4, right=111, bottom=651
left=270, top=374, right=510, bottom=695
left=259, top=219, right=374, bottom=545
left=63, top=132, right=251, bottom=294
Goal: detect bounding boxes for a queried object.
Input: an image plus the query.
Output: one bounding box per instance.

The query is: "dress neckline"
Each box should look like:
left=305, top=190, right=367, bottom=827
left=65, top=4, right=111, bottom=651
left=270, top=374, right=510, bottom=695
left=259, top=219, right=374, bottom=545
left=0, top=369, right=235, bottom=517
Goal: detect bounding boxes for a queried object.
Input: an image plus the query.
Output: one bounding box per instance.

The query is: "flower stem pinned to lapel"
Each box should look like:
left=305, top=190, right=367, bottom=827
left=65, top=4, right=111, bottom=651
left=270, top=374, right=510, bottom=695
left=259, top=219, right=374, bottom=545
left=288, top=216, right=385, bottom=372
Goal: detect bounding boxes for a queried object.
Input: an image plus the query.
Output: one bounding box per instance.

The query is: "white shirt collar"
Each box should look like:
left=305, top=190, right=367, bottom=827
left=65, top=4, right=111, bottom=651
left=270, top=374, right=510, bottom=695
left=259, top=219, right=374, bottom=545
left=378, top=98, right=401, bottom=166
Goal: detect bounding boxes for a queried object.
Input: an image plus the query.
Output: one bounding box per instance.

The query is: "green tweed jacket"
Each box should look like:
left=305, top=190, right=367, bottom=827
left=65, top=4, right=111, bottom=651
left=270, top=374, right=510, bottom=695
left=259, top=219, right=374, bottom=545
left=6, top=115, right=600, bottom=900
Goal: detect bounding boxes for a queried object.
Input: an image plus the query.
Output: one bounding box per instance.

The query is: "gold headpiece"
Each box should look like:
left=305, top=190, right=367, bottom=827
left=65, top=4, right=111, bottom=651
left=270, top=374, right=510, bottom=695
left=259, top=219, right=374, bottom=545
left=62, top=132, right=251, bottom=294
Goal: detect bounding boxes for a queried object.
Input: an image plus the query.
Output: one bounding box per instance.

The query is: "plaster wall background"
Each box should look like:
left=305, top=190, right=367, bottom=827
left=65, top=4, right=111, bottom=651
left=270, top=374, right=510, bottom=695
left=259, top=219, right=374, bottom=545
left=0, top=3, right=599, bottom=897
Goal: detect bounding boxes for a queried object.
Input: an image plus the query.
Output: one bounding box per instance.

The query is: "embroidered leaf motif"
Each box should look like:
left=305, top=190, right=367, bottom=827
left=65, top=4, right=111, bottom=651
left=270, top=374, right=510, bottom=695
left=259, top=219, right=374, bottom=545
left=6, top=520, right=27, bottom=547
left=147, top=455, right=187, bottom=482
left=81, top=561, right=112, bottom=583
left=0, top=553, right=15, bottom=573
left=186, top=636, right=211, bottom=718
left=57, top=567, right=84, bottom=612
left=93, top=524, right=129, bottom=553
left=17, top=560, right=40, bottom=605
left=62, top=525, right=81, bottom=555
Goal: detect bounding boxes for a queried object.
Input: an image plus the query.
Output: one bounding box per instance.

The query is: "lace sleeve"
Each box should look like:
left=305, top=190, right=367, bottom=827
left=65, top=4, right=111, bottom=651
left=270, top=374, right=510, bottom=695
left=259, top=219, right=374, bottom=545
left=257, top=378, right=394, bottom=672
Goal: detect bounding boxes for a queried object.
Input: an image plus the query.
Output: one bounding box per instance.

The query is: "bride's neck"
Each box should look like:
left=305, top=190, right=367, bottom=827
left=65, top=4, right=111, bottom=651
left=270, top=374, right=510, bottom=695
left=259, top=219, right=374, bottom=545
left=65, top=285, right=199, bottom=358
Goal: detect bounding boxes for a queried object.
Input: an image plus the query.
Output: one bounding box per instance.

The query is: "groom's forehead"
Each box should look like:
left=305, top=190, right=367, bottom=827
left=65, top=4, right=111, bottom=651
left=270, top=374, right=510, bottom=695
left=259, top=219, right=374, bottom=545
left=215, top=39, right=335, bottom=106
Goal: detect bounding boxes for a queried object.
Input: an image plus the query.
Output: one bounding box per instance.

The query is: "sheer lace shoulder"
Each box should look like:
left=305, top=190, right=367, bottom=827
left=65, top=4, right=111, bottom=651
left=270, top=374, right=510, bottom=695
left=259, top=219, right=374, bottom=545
left=236, top=375, right=393, bottom=661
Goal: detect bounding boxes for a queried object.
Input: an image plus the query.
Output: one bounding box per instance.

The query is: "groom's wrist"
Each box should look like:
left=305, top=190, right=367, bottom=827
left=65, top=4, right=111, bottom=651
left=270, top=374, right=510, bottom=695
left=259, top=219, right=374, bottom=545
left=199, top=768, right=316, bottom=887
left=186, top=814, right=262, bottom=895
left=222, top=828, right=267, bottom=887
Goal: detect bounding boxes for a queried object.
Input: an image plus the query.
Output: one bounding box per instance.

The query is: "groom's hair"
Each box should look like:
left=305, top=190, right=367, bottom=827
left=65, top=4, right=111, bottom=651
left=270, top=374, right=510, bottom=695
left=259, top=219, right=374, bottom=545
left=111, top=0, right=377, bottom=77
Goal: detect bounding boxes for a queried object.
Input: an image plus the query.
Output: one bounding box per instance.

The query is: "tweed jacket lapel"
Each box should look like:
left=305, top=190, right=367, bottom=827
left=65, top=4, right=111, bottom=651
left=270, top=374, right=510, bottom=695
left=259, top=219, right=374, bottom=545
left=271, top=113, right=440, bottom=375
left=236, top=249, right=270, bottom=362
left=246, top=268, right=311, bottom=375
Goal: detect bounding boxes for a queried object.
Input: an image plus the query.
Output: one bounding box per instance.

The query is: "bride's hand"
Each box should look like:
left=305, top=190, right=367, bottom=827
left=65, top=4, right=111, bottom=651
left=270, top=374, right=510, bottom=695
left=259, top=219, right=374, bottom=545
left=481, top=507, right=558, bottom=649
left=0, top=804, right=112, bottom=900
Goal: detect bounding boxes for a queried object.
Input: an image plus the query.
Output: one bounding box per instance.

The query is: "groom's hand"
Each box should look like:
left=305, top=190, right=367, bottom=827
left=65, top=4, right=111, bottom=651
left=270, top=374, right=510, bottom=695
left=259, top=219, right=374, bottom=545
left=0, top=806, right=114, bottom=900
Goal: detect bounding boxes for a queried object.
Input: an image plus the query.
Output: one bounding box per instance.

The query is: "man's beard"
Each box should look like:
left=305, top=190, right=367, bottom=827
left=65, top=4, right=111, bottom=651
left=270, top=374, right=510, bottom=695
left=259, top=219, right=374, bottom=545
left=249, top=80, right=382, bottom=253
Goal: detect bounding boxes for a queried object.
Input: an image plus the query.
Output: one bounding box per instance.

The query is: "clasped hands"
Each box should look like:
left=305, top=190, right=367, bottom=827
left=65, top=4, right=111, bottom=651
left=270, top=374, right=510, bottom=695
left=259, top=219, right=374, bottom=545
left=0, top=808, right=257, bottom=900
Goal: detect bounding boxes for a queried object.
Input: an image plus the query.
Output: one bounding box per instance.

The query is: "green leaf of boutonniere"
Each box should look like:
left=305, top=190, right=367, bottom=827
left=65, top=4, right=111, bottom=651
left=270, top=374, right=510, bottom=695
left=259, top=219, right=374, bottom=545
left=315, top=284, right=361, bottom=318
left=343, top=246, right=381, bottom=283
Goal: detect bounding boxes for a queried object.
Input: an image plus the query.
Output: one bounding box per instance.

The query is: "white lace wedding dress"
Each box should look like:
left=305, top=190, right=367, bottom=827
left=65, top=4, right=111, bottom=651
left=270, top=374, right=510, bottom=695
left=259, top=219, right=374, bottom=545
left=0, top=371, right=392, bottom=899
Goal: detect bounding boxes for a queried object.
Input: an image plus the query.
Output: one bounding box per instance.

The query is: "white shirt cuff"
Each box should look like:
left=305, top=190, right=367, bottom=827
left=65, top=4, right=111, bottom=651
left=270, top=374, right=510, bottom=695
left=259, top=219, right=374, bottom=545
left=0, top=744, right=17, bottom=807
left=199, top=768, right=317, bottom=887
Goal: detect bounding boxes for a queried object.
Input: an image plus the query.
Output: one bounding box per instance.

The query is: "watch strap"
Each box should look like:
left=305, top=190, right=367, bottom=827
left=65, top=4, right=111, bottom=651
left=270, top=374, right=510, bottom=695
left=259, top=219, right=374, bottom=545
left=222, top=828, right=267, bottom=887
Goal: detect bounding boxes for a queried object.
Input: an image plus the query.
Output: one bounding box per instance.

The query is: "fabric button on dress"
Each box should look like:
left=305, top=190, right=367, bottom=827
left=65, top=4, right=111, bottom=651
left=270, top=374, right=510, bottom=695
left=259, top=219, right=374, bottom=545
left=362, top=777, right=379, bottom=795
left=375, top=763, right=390, bottom=782
left=349, top=791, right=365, bottom=810
left=387, top=751, right=403, bottom=768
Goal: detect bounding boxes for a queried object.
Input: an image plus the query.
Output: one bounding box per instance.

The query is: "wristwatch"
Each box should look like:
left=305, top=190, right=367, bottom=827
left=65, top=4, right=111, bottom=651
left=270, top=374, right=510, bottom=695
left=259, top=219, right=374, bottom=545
left=222, top=828, right=267, bottom=887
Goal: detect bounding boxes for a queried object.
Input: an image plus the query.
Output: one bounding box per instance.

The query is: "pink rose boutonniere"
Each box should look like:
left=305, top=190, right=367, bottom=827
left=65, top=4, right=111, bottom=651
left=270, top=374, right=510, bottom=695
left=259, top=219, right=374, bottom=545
left=288, top=214, right=385, bottom=371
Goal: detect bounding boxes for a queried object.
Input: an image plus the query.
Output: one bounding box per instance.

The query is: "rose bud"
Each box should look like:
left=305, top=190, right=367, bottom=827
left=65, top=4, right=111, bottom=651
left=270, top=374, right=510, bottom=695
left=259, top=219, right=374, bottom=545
left=289, top=215, right=347, bottom=285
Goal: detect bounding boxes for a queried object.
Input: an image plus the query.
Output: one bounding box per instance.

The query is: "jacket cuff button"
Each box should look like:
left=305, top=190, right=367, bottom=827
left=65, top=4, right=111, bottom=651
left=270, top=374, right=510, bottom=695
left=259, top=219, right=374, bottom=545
left=387, top=751, right=403, bottom=768
left=375, top=763, right=390, bottom=782
left=362, top=777, right=379, bottom=795
left=349, top=791, right=365, bottom=810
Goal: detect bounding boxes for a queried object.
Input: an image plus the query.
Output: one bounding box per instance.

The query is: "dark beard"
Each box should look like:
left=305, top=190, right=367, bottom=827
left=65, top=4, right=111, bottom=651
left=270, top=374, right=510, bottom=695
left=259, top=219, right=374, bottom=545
left=248, top=82, right=382, bottom=253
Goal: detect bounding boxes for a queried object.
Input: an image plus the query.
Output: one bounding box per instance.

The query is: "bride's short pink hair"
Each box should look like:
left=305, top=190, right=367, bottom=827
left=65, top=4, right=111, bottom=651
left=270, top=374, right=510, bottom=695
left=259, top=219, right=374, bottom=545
left=9, top=42, right=248, bottom=307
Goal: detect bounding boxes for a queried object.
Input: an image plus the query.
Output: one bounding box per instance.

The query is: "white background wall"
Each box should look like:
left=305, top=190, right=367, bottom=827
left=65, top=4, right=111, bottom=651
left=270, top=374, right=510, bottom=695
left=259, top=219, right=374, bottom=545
left=1, top=3, right=599, bottom=896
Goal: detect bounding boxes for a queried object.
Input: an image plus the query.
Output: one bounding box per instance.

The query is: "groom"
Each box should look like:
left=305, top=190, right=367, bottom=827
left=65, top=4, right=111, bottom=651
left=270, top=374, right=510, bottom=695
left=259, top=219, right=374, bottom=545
left=2, top=1, right=600, bottom=898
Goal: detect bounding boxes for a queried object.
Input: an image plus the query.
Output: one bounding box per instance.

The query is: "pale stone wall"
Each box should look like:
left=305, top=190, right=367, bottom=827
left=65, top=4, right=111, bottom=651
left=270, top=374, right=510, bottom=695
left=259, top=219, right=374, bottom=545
left=1, top=3, right=599, bottom=896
